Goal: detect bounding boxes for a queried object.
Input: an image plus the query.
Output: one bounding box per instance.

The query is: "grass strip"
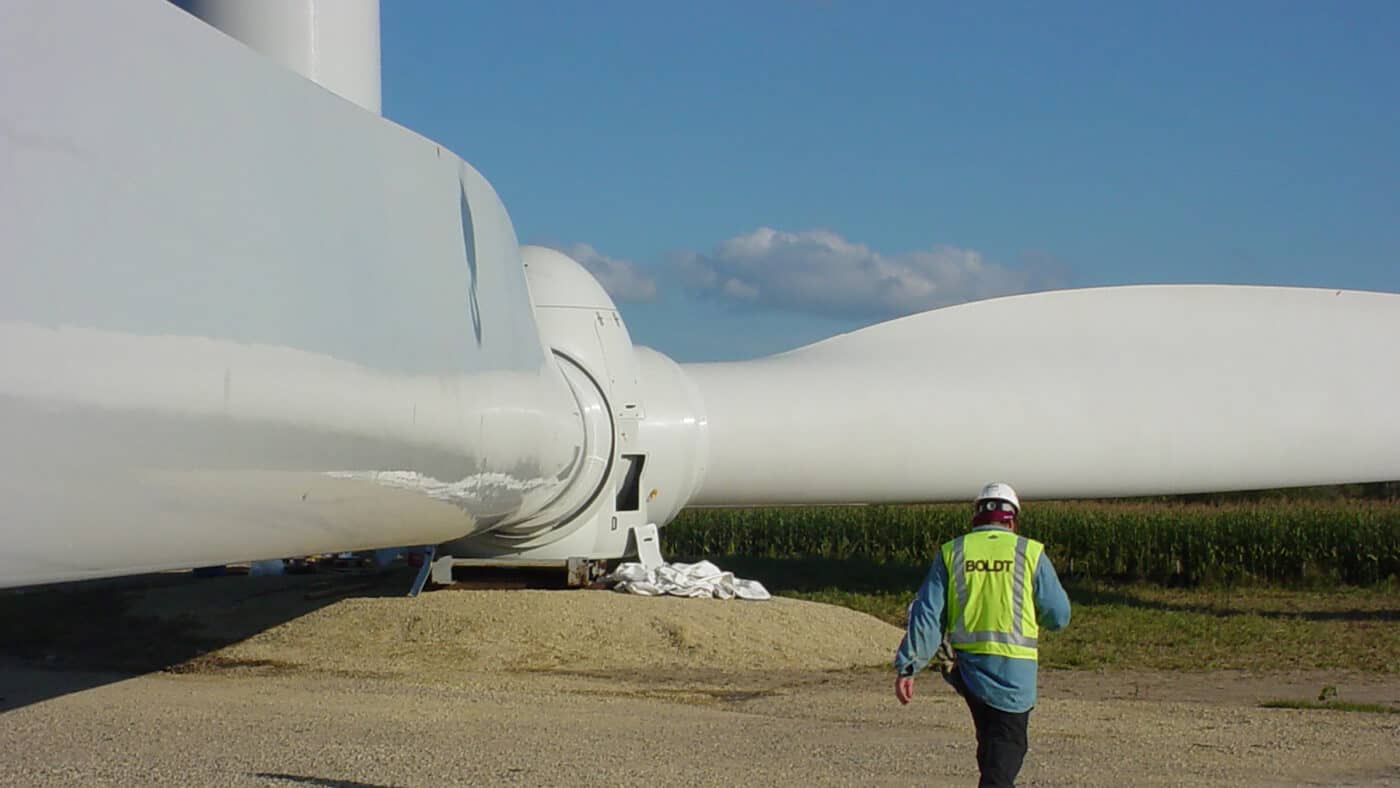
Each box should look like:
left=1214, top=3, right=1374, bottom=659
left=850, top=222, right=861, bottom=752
left=688, top=557, right=1400, bottom=673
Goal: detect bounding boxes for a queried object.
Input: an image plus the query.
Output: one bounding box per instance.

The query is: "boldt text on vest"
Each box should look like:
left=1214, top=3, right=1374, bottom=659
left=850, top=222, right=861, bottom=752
left=964, top=558, right=1014, bottom=572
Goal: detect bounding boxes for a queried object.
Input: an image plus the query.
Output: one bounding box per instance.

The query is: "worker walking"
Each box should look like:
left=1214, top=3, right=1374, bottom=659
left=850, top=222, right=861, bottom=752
left=894, top=482, right=1071, bottom=787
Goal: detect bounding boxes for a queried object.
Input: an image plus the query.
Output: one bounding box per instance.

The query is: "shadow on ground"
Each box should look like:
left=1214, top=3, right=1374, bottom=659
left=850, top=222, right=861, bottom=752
left=251, top=773, right=402, bottom=788
left=0, top=569, right=415, bottom=712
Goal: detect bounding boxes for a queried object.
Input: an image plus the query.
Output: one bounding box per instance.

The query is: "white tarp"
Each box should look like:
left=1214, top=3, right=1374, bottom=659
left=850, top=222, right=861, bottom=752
left=606, top=559, right=771, bottom=600
left=606, top=524, right=770, bottom=600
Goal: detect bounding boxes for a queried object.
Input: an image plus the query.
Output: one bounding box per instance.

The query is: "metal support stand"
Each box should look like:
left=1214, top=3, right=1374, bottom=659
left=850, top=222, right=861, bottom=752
left=407, top=545, right=435, bottom=597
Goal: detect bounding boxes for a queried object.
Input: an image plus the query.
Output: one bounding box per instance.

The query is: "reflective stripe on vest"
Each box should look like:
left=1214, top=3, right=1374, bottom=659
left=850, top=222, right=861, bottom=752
left=942, top=531, right=1043, bottom=660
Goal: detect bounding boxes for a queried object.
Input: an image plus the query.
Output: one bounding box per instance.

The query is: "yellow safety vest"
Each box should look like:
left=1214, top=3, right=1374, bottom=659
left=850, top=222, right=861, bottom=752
left=941, top=530, right=1043, bottom=661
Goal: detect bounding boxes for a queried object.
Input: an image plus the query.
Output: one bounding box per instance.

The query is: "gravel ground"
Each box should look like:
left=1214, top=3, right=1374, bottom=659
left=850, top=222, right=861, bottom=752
left=2, top=663, right=1397, bottom=787
left=1, top=579, right=1397, bottom=786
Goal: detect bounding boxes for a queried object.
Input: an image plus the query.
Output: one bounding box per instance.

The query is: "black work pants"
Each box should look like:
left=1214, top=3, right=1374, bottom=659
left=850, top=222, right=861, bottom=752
left=950, top=669, right=1030, bottom=787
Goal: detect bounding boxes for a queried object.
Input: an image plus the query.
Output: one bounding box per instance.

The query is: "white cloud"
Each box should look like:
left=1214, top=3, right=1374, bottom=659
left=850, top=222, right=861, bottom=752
left=675, top=227, right=1063, bottom=320
left=558, top=242, right=658, bottom=303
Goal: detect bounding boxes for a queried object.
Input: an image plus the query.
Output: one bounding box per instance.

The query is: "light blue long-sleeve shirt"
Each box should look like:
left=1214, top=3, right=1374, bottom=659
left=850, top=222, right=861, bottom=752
left=894, top=525, right=1072, bottom=713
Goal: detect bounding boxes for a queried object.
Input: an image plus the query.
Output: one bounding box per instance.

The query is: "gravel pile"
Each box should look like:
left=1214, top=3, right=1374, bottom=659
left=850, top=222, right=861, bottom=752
left=205, top=589, right=904, bottom=678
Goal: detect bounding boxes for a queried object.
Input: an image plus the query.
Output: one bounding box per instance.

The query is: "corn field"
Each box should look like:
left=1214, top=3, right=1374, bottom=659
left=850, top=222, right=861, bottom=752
left=663, top=502, right=1400, bottom=587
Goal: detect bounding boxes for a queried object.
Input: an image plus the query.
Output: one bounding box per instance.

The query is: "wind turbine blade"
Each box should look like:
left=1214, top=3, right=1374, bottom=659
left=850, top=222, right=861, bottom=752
left=685, top=286, right=1400, bottom=505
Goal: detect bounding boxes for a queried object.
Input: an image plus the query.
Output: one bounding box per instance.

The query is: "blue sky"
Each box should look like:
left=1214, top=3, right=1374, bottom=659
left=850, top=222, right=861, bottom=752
left=382, top=2, right=1399, bottom=361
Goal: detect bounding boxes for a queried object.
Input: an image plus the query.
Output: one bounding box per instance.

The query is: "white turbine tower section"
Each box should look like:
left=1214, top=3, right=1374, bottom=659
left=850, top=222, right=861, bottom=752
left=0, top=0, right=584, bottom=587
left=173, top=0, right=383, bottom=114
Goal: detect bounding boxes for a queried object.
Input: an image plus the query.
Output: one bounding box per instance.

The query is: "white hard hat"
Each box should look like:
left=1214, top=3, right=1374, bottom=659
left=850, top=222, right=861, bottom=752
left=974, top=482, right=1020, bottom=514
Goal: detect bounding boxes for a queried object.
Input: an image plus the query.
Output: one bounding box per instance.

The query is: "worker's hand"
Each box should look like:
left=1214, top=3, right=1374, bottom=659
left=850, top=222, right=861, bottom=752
left=895, top=675, right=914, bottom=705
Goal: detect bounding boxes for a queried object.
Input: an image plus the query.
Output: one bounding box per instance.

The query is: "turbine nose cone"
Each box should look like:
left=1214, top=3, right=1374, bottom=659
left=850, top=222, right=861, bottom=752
left=522, top=246, right=620, bottom=312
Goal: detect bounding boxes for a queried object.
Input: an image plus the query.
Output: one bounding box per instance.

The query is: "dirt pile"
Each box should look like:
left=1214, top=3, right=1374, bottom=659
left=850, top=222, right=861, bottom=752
left=203, top=589, right=903, bottom=678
